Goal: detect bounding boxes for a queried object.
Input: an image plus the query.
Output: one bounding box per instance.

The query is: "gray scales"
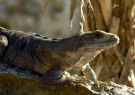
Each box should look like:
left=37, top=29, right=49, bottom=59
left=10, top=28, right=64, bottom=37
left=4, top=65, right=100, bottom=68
left=0, top=27, right=119, bottom=84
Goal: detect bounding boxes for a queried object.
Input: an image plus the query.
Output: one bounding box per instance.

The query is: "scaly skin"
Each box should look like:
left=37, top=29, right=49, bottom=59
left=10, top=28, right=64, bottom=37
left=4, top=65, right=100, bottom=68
left=0, top=27, right=119, bottom=84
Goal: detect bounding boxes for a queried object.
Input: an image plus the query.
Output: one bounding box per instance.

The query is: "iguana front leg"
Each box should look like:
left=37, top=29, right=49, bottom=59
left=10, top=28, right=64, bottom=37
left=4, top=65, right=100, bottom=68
left=82, top=63, right=97, bottom=83
left=82, top=63, right=110, bottom=87
left=0, top=35, right=8, bottom=56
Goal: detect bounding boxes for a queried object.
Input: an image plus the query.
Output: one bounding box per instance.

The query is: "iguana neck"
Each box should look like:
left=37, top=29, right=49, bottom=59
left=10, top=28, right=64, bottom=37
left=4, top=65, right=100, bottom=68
left=65, top=49, right=101, bottom=71
left=52, top=33, right=80, bottom=52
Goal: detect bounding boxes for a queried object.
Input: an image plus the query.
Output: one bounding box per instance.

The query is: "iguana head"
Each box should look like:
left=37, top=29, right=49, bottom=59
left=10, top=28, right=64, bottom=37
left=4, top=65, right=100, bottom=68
left=78, top=30, right=119, bottom=52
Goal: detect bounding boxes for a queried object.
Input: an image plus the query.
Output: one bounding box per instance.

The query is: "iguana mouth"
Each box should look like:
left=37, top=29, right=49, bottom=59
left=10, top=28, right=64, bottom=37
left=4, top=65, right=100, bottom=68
left=92, top=33, right=119, bottom=46
left=94, top=39, right=119, bottom=46
left=107, top=34, right=119, bottom=44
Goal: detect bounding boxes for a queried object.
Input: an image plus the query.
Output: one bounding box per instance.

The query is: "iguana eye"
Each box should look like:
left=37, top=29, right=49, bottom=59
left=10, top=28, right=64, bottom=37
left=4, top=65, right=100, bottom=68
left=93, top=31, right=104, bottom=38
left=82, top=34, right=93, bottom=41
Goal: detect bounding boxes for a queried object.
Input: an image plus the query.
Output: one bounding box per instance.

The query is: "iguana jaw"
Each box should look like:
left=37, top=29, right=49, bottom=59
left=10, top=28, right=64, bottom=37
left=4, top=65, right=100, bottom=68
left=78, top=30, right=119, bottom=52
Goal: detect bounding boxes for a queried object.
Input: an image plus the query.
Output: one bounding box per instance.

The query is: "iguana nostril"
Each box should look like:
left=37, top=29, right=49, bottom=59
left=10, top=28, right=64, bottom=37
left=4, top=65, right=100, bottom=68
left=108, top=34, right=120, bottom=44
left=114, top=35, right=120, bottom=44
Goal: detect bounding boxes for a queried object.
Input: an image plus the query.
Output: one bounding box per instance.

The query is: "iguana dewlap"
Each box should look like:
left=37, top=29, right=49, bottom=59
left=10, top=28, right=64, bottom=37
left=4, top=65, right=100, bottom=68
left=0, top=27, right=119, bottom=84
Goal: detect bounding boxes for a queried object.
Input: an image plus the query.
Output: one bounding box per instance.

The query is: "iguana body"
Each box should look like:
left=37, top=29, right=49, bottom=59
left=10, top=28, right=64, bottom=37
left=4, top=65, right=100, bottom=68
left=0, top=27, right=119, bottom=84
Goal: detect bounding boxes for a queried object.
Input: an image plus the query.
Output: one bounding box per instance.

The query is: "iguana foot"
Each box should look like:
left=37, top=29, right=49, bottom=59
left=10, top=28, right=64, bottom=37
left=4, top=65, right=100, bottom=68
left=63, top=73, right=88, bottom=85
left=93, top=80, right=109, bottom=88
left=93, top=80, right=101, bottom=87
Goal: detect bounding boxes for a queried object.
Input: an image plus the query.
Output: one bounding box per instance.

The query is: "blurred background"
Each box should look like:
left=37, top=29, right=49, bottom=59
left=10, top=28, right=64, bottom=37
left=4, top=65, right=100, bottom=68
left=0, top=0, right=80, bottom=38
left=0, top=0, right=135, bottom=88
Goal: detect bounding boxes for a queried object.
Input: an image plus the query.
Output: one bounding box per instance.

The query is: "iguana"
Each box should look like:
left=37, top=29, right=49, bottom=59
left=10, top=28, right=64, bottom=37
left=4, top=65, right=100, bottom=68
left=0, top=27, right=119, bottom=85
